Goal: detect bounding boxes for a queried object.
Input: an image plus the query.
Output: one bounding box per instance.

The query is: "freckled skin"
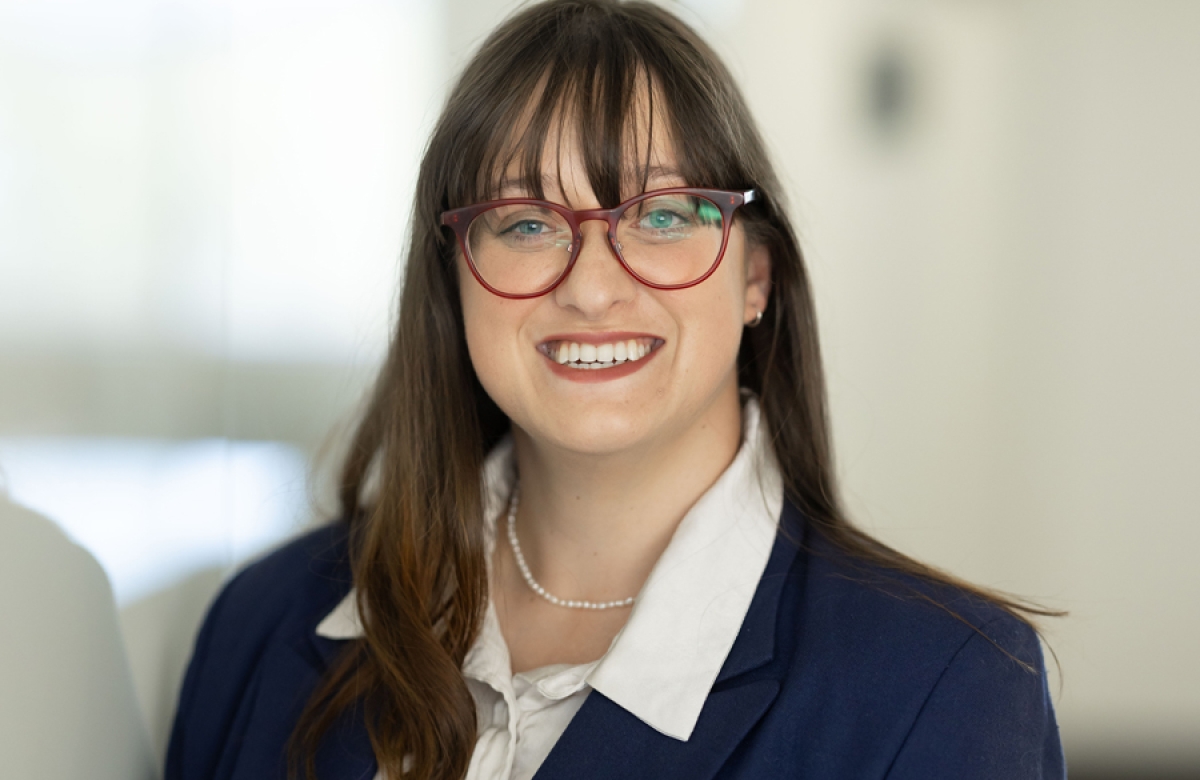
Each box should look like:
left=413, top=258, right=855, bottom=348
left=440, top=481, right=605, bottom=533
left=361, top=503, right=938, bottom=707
left=459, top=186, right=762, bottom=458
left=462, top=239, right=756, bottom=457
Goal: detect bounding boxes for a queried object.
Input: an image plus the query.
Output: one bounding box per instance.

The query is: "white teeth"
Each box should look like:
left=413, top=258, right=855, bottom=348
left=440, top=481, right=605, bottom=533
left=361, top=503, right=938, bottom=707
left=545, top=338, right=658, bottom=369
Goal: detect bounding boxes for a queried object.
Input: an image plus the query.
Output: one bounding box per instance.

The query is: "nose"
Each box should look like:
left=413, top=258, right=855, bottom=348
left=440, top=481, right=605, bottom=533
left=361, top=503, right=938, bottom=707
left=551, top=218, right=638, bottom=318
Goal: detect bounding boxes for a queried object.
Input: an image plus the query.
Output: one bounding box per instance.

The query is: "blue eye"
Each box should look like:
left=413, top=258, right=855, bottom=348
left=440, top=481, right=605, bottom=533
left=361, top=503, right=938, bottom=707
left=640, top=210, right=683, bottom=230
left=508, top=220, right=550, bottom=235
left=491, top=214, right=569, bottom=252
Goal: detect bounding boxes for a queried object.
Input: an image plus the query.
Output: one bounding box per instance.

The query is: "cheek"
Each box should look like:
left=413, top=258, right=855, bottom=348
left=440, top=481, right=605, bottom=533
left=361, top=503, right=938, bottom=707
left=459, top=264, right=504, bottom=388
left=700, top=294, right=746, bottom=364
left=680, top=257, right=748, bottom=361
left=458, top=270, right=539, bottom=413
left=461, top=292, right=507, bottom=390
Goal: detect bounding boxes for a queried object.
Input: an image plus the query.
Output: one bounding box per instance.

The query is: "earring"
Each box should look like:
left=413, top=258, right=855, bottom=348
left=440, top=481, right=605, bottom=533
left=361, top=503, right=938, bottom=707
left=746, top=310, right=764, bottom=328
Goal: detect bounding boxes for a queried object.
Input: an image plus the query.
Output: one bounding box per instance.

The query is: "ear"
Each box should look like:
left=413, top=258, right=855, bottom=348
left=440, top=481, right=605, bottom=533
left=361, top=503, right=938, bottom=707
left=743, top=240, right=772, bottom=325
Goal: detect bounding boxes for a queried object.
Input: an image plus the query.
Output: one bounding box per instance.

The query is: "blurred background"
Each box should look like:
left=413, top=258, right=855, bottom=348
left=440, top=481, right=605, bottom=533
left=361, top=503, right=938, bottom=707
left=0, top=0, right=1196, bottom=777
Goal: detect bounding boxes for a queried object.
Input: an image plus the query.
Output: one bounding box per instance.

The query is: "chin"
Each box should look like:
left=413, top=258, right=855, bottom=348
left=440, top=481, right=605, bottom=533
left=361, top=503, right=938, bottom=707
left=526, top=411, right=657, bottom=457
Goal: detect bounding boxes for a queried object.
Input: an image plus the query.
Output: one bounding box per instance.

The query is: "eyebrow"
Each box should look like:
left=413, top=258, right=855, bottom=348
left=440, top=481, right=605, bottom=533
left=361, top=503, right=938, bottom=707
left=496, top=166, right=686, bottom=197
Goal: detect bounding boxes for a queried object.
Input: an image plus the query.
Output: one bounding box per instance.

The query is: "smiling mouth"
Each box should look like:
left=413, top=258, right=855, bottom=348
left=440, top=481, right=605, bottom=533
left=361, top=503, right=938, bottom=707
left=538, top=337, right=663, bottom=370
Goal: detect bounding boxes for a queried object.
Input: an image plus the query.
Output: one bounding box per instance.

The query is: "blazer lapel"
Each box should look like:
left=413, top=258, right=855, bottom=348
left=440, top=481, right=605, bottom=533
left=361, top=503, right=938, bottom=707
left=305, top=617, right=379, bottom=778
left=534, top=507, right=804, bottom=780
left=531, top=680, right=780, bottom=780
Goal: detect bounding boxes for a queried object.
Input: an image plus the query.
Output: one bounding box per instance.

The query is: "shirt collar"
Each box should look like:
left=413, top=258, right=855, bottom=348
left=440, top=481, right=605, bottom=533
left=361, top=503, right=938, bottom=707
left=317, top=396, right=783, bottom=742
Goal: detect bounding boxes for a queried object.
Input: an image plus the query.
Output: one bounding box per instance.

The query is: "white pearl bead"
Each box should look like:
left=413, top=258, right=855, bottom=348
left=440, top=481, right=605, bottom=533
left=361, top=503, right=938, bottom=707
left=506, top=481, right=635, bottom=611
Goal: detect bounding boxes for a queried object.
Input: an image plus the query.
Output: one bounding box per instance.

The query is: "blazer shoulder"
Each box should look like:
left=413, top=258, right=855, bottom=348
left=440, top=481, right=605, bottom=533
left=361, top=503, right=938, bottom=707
left=182, top=519, right=354, bottom=680
left=796, top=530, right=1043, bottom=670
left=224, top=521, right=352, bottom=617
left=746, top=522, right=1063, bottom=778
left=796, top=545, right=1065, bottom=779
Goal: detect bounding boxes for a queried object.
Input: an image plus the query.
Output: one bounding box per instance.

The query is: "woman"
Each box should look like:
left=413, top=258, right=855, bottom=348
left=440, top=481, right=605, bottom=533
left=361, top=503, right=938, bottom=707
left=166, top=1, right=1064, bottom=778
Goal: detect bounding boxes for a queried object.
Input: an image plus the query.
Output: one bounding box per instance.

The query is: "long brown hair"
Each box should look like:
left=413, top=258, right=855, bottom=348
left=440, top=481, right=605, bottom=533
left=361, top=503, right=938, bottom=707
left=290, top=2, right=1058, bottom=778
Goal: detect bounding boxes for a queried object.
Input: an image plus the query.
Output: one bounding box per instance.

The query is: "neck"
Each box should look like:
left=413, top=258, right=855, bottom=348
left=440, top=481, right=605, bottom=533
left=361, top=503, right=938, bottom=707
left=506, top=383, right=744, bottom=603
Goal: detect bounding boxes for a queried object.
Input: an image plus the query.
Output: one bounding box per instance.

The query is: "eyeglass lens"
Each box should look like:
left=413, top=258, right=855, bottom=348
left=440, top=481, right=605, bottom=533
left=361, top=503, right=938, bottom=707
left=465, top=194, right=725, bottom=295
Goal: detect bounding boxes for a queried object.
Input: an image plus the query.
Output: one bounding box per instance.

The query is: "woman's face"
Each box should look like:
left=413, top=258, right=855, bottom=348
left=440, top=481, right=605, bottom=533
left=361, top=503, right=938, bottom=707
left=457, top=126, right=771, bottom=458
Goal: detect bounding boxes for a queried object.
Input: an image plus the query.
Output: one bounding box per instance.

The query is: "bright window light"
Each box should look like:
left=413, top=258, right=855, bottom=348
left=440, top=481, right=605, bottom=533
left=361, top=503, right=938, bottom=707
left=0, top=437, right=311, bottom=606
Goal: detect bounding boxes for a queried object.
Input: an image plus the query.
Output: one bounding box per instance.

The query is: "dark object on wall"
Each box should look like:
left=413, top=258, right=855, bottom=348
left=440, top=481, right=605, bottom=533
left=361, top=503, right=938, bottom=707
left=863, top=36, right=919, bottom=143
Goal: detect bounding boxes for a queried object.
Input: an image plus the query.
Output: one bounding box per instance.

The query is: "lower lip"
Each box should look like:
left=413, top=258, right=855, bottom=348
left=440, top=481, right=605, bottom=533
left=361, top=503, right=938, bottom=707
left=543, top=347, right=660, bottom=383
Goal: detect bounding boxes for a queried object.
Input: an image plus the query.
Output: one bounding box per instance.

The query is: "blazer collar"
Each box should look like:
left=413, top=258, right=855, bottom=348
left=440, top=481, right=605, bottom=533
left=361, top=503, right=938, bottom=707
left=533, top=506, right=805, bottom=780
left=715, top=500, right=805, bottom=683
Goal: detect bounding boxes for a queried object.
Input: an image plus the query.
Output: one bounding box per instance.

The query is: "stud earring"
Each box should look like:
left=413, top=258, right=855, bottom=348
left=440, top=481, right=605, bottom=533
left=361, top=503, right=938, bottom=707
left=746, top=310, right=764, bottom=328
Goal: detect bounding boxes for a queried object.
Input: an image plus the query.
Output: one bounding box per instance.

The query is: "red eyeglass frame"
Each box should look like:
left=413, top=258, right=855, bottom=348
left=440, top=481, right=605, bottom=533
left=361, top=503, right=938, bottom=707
left=439, top=187, right=757, bottom=299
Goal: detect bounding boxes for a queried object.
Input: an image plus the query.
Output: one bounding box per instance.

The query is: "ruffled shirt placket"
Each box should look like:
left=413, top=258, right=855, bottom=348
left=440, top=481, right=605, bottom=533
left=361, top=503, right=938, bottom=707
left=462, top=600, right=601, bottom=780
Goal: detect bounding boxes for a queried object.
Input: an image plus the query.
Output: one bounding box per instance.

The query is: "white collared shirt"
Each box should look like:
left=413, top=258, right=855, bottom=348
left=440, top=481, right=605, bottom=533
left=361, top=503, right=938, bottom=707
left=316, top=398, right=783, bottom=780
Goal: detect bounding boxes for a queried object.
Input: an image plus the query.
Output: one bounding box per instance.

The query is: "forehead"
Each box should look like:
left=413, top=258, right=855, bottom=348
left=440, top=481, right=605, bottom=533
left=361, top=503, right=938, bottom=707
left=497, top=127, right=684, bottom=204
left=485, top=78, right=687, bottom=207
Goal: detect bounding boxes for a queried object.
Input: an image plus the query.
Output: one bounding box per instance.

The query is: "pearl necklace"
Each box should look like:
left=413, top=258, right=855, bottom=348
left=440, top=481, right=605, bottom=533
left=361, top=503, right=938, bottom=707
left=505, top=484, right=636, bottom=610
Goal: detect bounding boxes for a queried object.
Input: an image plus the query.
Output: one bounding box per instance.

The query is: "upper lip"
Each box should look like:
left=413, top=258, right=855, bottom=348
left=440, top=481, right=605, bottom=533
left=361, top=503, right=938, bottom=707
left=538, top=331, right=662, bottom=345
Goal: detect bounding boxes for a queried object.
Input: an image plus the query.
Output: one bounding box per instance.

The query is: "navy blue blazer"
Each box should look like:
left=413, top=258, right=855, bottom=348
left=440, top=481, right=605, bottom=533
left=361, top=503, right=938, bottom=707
left=166, top=503, right=1064, bottom=779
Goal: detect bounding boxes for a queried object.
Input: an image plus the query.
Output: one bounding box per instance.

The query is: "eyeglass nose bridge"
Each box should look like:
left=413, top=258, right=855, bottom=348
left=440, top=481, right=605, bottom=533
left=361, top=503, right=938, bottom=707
left=560, top=208, right=627, bottom=264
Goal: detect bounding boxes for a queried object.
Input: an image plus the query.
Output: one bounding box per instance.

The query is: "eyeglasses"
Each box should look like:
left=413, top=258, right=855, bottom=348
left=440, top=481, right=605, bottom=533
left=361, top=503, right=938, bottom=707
left=440, top=187, right=756, bottom=299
